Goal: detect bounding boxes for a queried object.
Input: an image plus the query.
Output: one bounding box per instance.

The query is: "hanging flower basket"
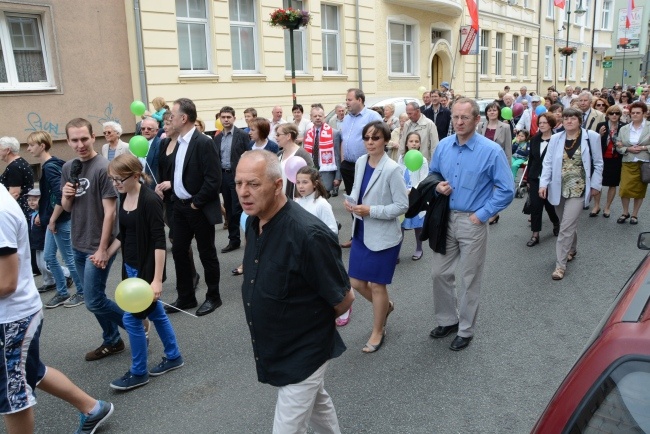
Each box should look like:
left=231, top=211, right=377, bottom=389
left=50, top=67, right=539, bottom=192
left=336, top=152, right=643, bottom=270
left=558, top=46, right=577, bottom=56
left=269, top=8, right=311, bottom=30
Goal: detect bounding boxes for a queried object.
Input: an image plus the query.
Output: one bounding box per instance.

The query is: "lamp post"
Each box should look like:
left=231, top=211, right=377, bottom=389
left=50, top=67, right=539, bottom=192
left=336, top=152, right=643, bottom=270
left=564, top=0, right=587, bottom=85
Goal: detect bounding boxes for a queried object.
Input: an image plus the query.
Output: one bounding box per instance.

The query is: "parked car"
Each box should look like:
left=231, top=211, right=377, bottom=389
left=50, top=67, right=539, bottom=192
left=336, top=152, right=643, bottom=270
left=325, top=96, right=423, bottom=126
left=531, top=232, right=650, bottom=433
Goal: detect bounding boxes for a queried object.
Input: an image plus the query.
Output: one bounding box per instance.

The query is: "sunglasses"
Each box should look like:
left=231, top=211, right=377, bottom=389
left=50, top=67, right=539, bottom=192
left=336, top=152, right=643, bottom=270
left=609, top=112, right=621, bottom=116
left=363, top=136, right=382, bottom=141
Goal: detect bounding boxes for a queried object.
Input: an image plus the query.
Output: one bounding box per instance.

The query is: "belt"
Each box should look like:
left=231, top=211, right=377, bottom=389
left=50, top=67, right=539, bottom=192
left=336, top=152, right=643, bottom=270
left=222, top=168, right=232, bottom=173
left=177, top=197, right=193, bottom=205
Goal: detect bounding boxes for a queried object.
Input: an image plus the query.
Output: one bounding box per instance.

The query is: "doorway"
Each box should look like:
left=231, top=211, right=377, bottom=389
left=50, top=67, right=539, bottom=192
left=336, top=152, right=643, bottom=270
left=432, top=55, right=443, bottom=90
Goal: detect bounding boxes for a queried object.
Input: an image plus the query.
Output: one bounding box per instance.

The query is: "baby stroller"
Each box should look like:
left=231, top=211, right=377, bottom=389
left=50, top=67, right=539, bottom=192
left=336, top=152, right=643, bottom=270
left=514, top=163, right=528, bottom=198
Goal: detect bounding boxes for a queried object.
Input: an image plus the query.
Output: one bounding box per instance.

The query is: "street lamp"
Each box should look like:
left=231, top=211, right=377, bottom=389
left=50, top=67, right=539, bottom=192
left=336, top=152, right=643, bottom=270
left=564, top=0, right=587, bottom=85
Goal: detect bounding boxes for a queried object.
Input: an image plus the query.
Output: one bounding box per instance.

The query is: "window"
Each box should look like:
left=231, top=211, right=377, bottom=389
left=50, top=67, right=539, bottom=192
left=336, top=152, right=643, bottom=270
left=480, top=30, right=489, bottom=76
left=388, top=21, right=414, bottom=75
left=569, top=53, right=576, bottom=80
left=321, top=4, right=340, bottom=73
left=522, top=38, right=531, bottom=77
left=511, top=36, right=519, bottom=77
left=495, top=33, right=503, bottom=76
left=559, top=56, right=566, bottom=80
left=284, top=0, right=307, bottom=73
left=581, top=51, right=587, bottom=80
left=601, top=1, right=612, bottom=29
left=544, top=46, right=552, bottom=79
left=230, top=0, right=257, bottom=72
left=567, top=360, right=650, bottom=433
left=0, top=12, right=52, bottom=90
left=431, top=30, right=443, bottom=43
left=176, top=0, right=209, bottom=72
left=546, top=0, right=555, bottom=18
left=523, top=0, right=530, bottom=8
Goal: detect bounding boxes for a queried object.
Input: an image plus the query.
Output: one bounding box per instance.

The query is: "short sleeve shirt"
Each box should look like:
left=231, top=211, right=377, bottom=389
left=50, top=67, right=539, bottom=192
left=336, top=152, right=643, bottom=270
left=61, top=155, right=118, bottom=253
left=0, top=157, right=34, bottom=220
left=242, top=201, right=349, bottom=387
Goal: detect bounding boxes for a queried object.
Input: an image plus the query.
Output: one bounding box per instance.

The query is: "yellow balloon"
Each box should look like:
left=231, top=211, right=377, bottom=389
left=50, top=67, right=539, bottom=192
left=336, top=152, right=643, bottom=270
left=418, top=86, right=427, bottom=93
left=115, top=278, right=154, bottom=313
left=215, top=119, right=224, bottom=130
left=539, top=97, right=545, bottom=106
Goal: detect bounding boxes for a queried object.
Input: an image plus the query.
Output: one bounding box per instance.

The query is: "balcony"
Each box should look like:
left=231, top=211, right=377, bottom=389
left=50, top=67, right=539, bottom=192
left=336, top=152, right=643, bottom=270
left=384, top=0, right=463, bottom=17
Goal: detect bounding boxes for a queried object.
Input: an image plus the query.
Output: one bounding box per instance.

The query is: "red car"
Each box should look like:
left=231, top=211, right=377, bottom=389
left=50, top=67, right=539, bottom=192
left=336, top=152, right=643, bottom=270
left=532, top=232, right=650, bottom=433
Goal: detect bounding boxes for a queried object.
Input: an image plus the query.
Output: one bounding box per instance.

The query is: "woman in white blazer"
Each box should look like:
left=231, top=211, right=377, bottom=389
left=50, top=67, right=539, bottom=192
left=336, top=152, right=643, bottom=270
left=101, top=121, right=131, bottom=161
left=539, top=107, right=603, bottom=281
left=344, top=121, right=408, bottom=354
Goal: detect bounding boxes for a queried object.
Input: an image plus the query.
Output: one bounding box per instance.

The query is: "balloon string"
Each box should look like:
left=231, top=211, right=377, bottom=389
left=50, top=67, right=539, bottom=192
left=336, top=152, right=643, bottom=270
left=144, top=160, right=158, bottom=185
left=160, top=301, right=199, bottom=318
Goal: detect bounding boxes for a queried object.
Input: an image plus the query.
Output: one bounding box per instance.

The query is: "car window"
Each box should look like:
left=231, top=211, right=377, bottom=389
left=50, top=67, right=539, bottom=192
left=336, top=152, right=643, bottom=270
left=568, top=359, right=650, bottom=434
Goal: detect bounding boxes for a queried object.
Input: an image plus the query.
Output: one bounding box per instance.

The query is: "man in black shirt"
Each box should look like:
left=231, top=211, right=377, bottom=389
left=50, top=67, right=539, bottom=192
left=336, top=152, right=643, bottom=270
left=235, top=150, right=354, bottom=433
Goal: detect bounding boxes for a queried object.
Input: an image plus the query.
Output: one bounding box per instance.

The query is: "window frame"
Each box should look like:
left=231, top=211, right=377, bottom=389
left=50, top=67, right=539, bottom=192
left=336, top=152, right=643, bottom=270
left=321, top=3, right=341, bottom=74
left=0, top=10, right=54, bottom=91
left=522, top=38, right=530, bottom=78
left=601, top=0, right=612, bottom=30
left=495, top=32, right=504, bottom=77
left=479, top=29, right=490, bottom=77
left=544, top=46, right=552, bottom=80
left=546, top=0, right=555, bottom=18
left=581, top=51, right=587, bottom=80
left=229, top=0, right=258, bottom=73
left=558, top=55, right=566, bottom=80
left=511, top=35, right=519, bottom=78
left=387, top=19, right=417, bottom=77
left=175, top=0, right=212, bottom=73
left=569, top=52, right=576, bottom=80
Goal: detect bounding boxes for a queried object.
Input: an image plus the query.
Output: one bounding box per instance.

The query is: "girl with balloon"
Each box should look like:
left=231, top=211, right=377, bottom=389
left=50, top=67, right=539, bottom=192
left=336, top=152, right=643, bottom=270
left=399, top=132, right=428, bottom=260
left=276, top=123, right=314, bottom=198
left=105, top=153, right=183, bottom=391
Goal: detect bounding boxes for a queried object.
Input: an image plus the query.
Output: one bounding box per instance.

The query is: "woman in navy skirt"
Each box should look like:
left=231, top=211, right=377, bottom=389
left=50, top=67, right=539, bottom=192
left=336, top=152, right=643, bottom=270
left=344, top=121, right=408, bottom=353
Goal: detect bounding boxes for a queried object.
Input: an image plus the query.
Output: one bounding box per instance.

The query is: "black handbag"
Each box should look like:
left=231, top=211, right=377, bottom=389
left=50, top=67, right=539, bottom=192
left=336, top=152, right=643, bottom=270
left=641, top=162, right=650, bottom=184
left=522, top=194, right=531, bottom=215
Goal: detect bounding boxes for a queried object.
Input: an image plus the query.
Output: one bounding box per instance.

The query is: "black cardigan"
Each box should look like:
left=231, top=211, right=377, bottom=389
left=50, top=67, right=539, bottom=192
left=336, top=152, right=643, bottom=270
left=118, top=185, right=167, bottom=283
left=527, top=132, right=553, bottom=181
left=595, top=120, right=627, bottom=156
left=405, top=173, right=449, bottom=254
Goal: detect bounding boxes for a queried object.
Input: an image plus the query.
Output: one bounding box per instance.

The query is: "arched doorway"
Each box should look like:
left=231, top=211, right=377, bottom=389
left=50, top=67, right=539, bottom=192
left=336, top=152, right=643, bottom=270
left=432, top=55, right=443, bottom=89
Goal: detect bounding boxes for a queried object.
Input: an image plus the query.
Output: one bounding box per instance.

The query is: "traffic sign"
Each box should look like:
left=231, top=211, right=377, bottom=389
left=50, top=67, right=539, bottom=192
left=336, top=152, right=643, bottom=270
left=603, top=61, right=613, bottom=68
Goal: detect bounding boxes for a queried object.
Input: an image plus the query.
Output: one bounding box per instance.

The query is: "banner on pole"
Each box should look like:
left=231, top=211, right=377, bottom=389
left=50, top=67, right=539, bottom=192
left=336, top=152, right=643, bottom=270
left=460, top=26, right=478, bottom=55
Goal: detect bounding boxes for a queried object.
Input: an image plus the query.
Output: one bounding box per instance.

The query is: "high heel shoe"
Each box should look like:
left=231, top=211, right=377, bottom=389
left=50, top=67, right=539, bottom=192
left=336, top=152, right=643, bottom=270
left=489, top=215, right=500, bottom=225
left=362, top=329, right=386, bottom=354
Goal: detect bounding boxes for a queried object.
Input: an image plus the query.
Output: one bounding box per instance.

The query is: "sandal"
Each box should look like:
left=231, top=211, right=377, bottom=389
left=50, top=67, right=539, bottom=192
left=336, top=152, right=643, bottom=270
left=412, top=251, right=423, bottom=261
left=630, top=216, right=639, bottom=225
left=567, top=251, right=577, bottom=262
left=362, top=330, right=386, bottom=353
left=617, top=214, right=630, bottom=224
left=551, top=268, right=565, bottom=280
left=526, top=236, right=539, bottom=247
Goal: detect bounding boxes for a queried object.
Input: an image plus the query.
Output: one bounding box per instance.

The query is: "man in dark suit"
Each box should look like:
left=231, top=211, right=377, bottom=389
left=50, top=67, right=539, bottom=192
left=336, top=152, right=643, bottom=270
left=166, top=98, right=223, bottom=317
left=140, top=117, right=161, bottom=189
left=214, top=106, right=250, bottom=253
left=419, top=91, right=431, bottom=113
left=423, top=90, right=452, bottom=140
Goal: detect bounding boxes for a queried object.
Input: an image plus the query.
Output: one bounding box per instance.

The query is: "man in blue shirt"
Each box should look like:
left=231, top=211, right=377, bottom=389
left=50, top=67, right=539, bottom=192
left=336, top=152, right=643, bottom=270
left=428, top=98, right=514, bottom=351
left=339, top=88, right=382, bottom=248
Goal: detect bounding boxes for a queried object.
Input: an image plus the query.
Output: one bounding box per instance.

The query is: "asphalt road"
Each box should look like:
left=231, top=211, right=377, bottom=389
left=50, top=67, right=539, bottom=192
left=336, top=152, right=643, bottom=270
left=26, top=192, right=648, bottom=434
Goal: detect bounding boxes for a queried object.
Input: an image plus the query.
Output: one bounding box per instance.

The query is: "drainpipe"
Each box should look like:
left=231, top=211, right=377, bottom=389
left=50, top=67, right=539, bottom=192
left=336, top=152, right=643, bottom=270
left=536, top=0, right=542, bottom=93
left=586, top=0, right=597, bottom=90
left=134, top=0, right=148, bottom=104
left=355, top=0, right=363, bottom=90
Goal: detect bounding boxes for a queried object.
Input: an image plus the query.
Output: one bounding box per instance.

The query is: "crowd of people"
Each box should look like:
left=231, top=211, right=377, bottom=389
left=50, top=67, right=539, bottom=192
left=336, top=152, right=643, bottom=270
left=1, top=80, right=649, bottom=433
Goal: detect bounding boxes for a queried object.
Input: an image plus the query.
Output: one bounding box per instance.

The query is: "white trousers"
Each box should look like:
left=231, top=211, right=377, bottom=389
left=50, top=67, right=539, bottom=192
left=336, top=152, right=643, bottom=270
left=273, top=361, right=341, bottom=434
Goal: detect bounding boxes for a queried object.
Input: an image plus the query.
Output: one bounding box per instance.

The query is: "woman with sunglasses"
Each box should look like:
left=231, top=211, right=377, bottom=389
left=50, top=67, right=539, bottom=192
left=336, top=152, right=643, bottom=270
left=592, top=98, right=609, bottom=114
left=617, top=91, right=633, bottom=111
left=615, top=102, right=650, bottom=225
left=592, top=106, right=627, bottom=217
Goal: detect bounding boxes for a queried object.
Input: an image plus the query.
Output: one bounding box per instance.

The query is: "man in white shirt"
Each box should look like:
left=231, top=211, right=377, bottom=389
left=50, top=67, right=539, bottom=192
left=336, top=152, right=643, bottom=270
left=561, top=86, right=577, bottom=108
left=268, top=106, right=287, bottom=143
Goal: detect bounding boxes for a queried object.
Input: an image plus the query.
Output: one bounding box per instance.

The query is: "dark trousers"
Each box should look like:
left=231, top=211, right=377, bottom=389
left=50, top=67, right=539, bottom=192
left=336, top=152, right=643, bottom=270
left=221, top=170, right=242, bottom=245
left=340, top=160, right=356, bottom=196
left=172, top=201, right=221, bottom=303
left=529, top=178, right=559, bottom=233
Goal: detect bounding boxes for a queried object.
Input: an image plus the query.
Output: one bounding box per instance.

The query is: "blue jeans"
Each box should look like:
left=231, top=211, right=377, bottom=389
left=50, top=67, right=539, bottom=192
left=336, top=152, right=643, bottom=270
left=73, top=248, right=123, bottom=346
left=44, top=219, right=82, bottom=297
left=123, top=263, right=181, bottom=376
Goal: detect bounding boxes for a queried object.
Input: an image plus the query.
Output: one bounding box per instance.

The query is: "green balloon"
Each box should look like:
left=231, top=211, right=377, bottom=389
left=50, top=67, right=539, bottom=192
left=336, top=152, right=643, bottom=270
left=637, top=86, right=644, bottom=95
left=501, top=107, right=513, bottom=120
left=130, top=100, right=146, bottom=116
left=404, top=150, right=424, bottom=172
left=115, top=278, right=154, bottom=313
left=129, top=135, right=149, bottom=157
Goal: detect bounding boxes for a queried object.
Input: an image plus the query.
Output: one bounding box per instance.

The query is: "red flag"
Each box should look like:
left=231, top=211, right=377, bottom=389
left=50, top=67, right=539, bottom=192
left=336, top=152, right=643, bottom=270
left=626, top=0, right=635, bottom=28
left=466, top=0, right=479, bottom=31
left=554, top=0, right=565, bottom=9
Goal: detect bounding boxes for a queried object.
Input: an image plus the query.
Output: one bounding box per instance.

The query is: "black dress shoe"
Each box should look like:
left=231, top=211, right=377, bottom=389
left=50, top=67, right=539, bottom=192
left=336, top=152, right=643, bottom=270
left=450, top=335, right=473, bottom=351
left=164, top=299, right=198, bottom=314
left=193, top=274, right=200, bottom=290
left=231, top=267, right=243, bottom=276
left=221, top=243, right=240, bottom=253
left=37, top=283, right=57, bottom=293
left=429, top=323, right=459, bottom=338
left=196, top=298, right=223, bottom=317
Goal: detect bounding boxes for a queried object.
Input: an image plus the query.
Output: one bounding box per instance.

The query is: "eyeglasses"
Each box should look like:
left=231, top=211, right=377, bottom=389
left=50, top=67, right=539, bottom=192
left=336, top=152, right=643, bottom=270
left=103, top=131, right=113, bottom=135
left=451, top=116, right=473, bottom=122
left=109, top=176, right=130, bottom=185
left=363, top=136, right=382, bottom=141
left=141, top=127, right=156, bottom=131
